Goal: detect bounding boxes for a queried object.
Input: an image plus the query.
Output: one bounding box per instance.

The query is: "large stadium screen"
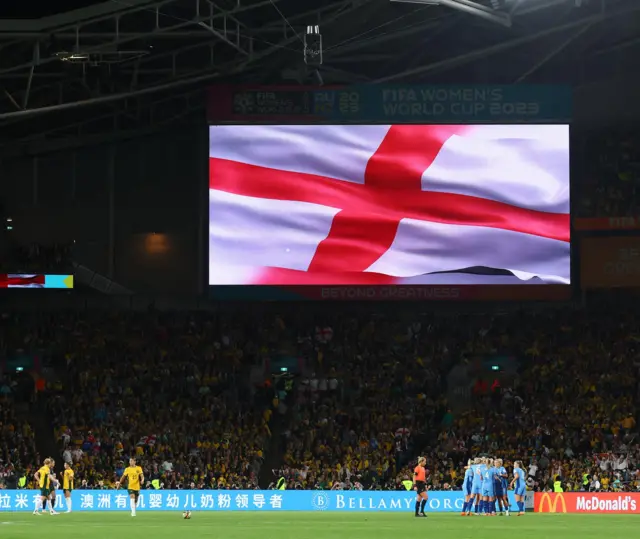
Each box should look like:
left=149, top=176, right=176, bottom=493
left=208, top=124, right=570, bottom=287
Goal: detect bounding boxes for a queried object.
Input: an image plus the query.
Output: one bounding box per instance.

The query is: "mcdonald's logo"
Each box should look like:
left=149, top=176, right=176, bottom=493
left=537, top=493, right=567, bottom=513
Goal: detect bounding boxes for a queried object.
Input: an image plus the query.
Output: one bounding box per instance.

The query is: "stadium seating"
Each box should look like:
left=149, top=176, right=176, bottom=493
left=2, top=306, right=639, bottom=493
left=578, top=130, right=640, bottom=217
left=278, top=315, right=450, bottom=490
left=422, top=309, right=640, bottom=492
left=0, top=373, right=38, bottom=487
left=44, top=312, right=273, bottom=489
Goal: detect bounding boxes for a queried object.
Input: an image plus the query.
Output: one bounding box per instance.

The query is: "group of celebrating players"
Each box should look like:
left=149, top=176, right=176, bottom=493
left=413, top=456, right=528, bottom=517
left=32, top=457, right=144, bottom=517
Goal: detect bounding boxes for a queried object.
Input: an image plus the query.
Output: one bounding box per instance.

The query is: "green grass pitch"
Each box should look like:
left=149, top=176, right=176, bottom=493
left=1, top=512, right=639, bottom=539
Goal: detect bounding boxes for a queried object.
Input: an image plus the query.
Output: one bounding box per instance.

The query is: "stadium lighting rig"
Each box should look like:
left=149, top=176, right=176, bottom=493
left=304, top=26, right=323, bottom=66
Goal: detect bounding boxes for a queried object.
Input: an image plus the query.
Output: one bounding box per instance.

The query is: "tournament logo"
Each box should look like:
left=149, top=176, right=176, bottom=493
left=311, top=492, right=330, bottom=511
left=537, top=493, right=567, bottom=513
left=232, top=92, right=255, bottom=115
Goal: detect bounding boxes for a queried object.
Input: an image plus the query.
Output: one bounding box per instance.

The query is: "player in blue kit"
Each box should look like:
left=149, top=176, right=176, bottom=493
left=494, top=458, right=510, bottom=515
left=510, top=460, right=527, bottom=516
left=495, top=459, right=509, bottom=516
left=461, top=459, right=474, bottom=516
left=470, top=457, right=483, bottom=515
left=481, top=459, right=497, bottom=516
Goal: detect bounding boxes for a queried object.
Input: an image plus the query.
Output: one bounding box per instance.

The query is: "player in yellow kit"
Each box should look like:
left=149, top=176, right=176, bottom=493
left=63, top=462, right=75, bottom=513
left=33, top=458, right=57, bottom=515
left=116, top=458, right=144, bottom=517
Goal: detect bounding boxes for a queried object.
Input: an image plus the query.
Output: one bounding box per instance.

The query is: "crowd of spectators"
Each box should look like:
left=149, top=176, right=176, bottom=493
left=274, top=310, right=640, bottom=492
left=2, top=311, right=279, bottom=490
left=0, top=372, right=38, bottom=489
left=578, top=130, right=640, bottom=217
left=1, top=305, right=639, bottom=493
left=413, top=310, right=640, bottom=493
left=276, top=317, right=451, bottom=490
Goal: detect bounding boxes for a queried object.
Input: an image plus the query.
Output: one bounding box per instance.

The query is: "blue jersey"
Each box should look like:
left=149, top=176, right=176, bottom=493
left=472, top=465, right=483, bottom=486
left=514, top=467, right=527, bottom=489
left=497, top=466, right=507, bottom=483
left=486, top=467, right=497, bottom=484
left=464, top=467, right=474, bottom=487
left=481, top=465, right=492, bottom=487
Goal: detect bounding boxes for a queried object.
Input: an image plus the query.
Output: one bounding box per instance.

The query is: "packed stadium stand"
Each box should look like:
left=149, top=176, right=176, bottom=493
left=2, top=296, right=640, bottom=492
left=578, top=130, right=640, bottom=217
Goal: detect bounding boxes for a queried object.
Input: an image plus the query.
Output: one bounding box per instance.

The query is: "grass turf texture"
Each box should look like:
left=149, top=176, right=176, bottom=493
left=2, top=512, right=639, bottom=538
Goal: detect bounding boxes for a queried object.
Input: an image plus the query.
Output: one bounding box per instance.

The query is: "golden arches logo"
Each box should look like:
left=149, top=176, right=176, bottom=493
left=538, top=493, right=567, bottom=513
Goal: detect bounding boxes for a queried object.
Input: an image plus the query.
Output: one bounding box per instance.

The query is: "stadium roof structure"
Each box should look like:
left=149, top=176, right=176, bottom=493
left=0, top=0, right=638, bottom=155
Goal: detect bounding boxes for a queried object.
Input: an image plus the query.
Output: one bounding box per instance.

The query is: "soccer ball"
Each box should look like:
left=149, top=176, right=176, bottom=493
left=183, top=511, right=192, bottom=519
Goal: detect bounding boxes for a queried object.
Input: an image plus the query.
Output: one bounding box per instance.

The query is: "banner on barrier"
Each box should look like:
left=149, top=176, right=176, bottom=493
left=581, top=236, right=640, bottom=288
left=535, top=492, right=640, bottom=513
left=0, top=490, right=521, bottom=512
left=208, top=84, right=571, bottom=124
left=574, top=216, right=640, bottom=231
left=211, top=285, right=572, bottom=302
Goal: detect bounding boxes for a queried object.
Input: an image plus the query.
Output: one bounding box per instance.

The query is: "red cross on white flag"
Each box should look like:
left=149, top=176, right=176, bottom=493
left=208, top=124, right=570, bottom=286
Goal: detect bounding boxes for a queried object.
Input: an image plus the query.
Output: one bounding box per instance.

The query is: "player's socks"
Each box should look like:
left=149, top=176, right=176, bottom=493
left=493, top=501, right=498, bottom=513
left=415, top=501, right=420, bottom=516
left=130, top=498, right=136, bottom=516
left=474, top=503, right=479, bottom=514
left=462, top=501, right=469, bottom=513
left=518, top=501, right=524, bottom=513
left=66, top=498, right=72, bottom=512
left=420, top=499, right=427, bottom=515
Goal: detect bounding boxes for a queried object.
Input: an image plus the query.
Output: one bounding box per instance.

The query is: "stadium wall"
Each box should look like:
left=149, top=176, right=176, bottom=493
left=2, top=490, right=533, bottom=512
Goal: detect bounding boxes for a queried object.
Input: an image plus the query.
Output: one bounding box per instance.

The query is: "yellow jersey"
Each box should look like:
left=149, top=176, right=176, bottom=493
left=38, top=465, right=51, bottom=489
left=63, top=468, right=75, bottom=490
left=122, top=466, right=143, bottom=491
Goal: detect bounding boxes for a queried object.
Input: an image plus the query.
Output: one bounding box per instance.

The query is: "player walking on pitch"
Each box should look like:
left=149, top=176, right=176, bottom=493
left=33, top=458, right=58, bottom=515
left=510, top=461, right=527, bottom=516
left=63, top=462, right=75, bottom=513
left=461, top=459, right=474, bottom=516
left=413, top=457, right=429, bottom=517
left=116, top=458, right=144, bottom=517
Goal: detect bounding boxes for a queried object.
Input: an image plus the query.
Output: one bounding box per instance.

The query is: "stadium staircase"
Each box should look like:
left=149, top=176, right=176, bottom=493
left=258, top=384, right=295, bottom=488
left=30, top=393, right=60, bottom=465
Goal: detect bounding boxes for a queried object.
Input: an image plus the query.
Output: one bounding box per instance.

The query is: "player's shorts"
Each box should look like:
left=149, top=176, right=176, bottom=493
left=471, top=484, right=482, bottom=495
left=63, top=489, right=73, bottom=495
left=494, top=482, right=504, bottom=497
left=128, top=489, right=140, bottom=498
left=514, top=486, right=526, bottom=497
left=415, top=481, right=427, bottom=495
left=463, top=483, right=472, bottom=496
left=40, top=487, right=50, bottom=497
left=501, top=480, right=508, bottom=493
left=482, top=487, right=495, bottom=498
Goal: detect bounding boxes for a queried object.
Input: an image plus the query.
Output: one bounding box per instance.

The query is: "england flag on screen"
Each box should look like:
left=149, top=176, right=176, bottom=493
left=208, top=124, right=570, bottom=286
